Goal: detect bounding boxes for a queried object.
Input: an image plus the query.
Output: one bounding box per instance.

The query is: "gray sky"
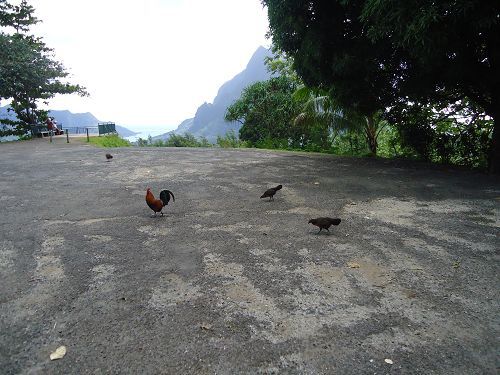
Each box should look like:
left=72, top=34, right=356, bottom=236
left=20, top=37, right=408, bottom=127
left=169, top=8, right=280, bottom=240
left=30, top=0, right=270, bottom=131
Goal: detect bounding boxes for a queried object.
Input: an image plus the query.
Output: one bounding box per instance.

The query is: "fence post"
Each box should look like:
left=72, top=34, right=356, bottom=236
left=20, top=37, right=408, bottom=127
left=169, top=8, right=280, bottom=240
left=66, top=129, right=69, bottom=143
left=86, top=128, right=89, bottom=142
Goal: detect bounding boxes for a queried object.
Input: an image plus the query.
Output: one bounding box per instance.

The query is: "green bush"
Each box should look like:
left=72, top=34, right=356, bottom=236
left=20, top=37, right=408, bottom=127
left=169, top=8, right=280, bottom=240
left=216, top=130, right=244, bottom=148
left=136, top=137, right=149, bottom=147
left=376, top=125, right=407, bottom=158
left=331, top=130, right=368, bottom=156
left=88, top=134, right=131, bottom=147
left=254, top=137, right=289, bottom=150
left=137, top=133, right=212, bottom=148
left=199, top=137, right=211, bottom=147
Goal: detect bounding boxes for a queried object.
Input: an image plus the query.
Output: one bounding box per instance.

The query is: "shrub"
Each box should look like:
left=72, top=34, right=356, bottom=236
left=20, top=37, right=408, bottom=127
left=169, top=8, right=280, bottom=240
left=216, top=130, right=241, bottom=148
left=88, top=134, right=131, bottom=147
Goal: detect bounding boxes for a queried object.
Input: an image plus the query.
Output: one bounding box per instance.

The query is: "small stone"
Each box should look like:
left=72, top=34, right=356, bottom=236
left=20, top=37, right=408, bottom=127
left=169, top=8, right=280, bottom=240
left=200, top=323, right=212, bottom=331
left=50, top=346, right=67, bottom=360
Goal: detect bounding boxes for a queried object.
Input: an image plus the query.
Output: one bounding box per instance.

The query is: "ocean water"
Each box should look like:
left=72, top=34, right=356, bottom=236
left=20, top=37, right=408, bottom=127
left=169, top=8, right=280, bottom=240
left=124, top=127, right=171, bottom=143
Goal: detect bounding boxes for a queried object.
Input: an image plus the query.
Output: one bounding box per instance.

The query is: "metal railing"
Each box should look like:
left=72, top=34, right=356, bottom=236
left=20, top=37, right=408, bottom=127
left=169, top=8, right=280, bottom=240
left=62, top=126, right=98, bottom=135
left=31, top=122, right=117, bottom=142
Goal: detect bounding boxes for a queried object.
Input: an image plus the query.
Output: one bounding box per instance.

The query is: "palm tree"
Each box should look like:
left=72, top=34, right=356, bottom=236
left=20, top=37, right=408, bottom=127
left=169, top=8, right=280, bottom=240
left=293, top=85, right=385, bottom=155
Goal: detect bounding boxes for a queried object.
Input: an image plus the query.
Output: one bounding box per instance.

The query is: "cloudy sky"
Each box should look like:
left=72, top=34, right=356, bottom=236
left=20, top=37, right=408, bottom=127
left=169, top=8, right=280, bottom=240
left=29, top=0, right=270, bottom=131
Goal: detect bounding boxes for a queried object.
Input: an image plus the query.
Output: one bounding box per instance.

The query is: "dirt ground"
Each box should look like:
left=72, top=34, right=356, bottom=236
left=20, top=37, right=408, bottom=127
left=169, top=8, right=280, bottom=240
left=1, top=137, right=499, bottom=374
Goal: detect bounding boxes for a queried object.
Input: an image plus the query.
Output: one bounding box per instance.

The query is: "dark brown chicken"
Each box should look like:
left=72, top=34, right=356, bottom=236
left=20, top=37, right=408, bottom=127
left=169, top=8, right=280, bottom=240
left=145, top=188, right=175, bottom=216
left=260, top=184, right=282, bottom=201
left=308, top=217, right=341, bottom=234
left=105, top=153, right=113, bottom=161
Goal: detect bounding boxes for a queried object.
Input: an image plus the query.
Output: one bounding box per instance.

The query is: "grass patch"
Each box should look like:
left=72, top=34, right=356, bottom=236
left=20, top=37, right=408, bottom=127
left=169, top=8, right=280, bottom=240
left=88, top=134, right=131, bottom=147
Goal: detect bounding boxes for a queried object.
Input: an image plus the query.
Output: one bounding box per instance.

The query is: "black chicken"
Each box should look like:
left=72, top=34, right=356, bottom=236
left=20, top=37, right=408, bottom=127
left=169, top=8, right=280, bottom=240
left=308, top=217, right=341, bottom=234
left=105, top=153, right=113, bottom=161
left=260, top=184, right=282, bottom=201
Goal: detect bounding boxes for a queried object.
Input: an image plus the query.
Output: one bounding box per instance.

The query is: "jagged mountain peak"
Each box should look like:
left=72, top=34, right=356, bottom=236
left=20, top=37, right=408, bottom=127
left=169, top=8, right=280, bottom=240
left=154, top=46, right=274, bottom=142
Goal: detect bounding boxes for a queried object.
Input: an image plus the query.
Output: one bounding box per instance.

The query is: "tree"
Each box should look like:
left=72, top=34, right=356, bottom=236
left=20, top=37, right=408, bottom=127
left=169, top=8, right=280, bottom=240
left=225, top=76, right=300, bottom=146
left=0, top=0, right=86, bottom=137
left=292, top=86, right=364, bottom=150
left=263, top=0, right=500, bottom=171
left=262, top=0, right=398, bottom=155
left=292, top=92, right=333, bottom=150
left=266, top=47, right=385, bottom=152
left=296, top=85, right=392, bottom=154
left=264, top=46, right=301, bottom=85
left=0, top=0, right=38, bottom=33
left=389, top=99, right=492, bottom=168
left=361, top=0, right=500, bottom=172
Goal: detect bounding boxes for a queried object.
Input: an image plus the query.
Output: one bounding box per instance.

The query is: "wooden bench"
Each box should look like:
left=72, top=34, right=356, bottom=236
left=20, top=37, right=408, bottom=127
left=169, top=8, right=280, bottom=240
left=31, top=124, right=64, bottom=138
left=32, top=125, right=48, bottom=138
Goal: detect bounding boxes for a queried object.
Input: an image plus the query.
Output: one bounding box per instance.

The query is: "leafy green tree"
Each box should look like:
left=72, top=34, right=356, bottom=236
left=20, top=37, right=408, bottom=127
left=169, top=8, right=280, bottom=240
left=0, top=0, right=86, bottom=137
left=292, top=86, right=380, bottom=152
left=264, top=46, right=301, bottom=85
left=266, top=45, right=385, bottom=153
left=389, top=100, right=493, bottom=168
left=262, top=0, right=396, bottom=155
left=225, top=76, right=300, bottom=146
left=263, top=0, right=500, bottom=171
left=293, top=90, right=339, bottom=150
left=0, top=0, right=38, bottom=33
left=361, top=0, right=500, bottom=172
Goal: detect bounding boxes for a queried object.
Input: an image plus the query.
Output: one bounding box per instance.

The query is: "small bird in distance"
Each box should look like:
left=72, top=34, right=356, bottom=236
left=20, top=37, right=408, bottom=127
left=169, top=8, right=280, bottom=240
left=105, top=153, right=113, bottom=161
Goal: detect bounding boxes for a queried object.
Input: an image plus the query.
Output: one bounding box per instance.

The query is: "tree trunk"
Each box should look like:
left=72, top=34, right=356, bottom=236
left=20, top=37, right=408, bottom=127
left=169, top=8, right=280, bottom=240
left=365, top=114, right=378, bottom=155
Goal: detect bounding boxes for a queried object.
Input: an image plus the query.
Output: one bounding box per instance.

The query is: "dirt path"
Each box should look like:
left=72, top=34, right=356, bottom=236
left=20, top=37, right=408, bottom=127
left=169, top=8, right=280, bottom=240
left=1, top=139, right=499, bottom=374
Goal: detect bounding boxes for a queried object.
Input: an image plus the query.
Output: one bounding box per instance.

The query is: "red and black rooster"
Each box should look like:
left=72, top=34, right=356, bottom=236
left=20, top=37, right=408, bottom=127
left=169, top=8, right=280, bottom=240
left=145, top=188, right=175, bottom=216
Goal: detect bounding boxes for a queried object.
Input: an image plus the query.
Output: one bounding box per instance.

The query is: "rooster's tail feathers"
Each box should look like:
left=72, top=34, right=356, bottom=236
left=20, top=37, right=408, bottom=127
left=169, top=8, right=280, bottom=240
left=159, top=190, right=175, bottom=205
